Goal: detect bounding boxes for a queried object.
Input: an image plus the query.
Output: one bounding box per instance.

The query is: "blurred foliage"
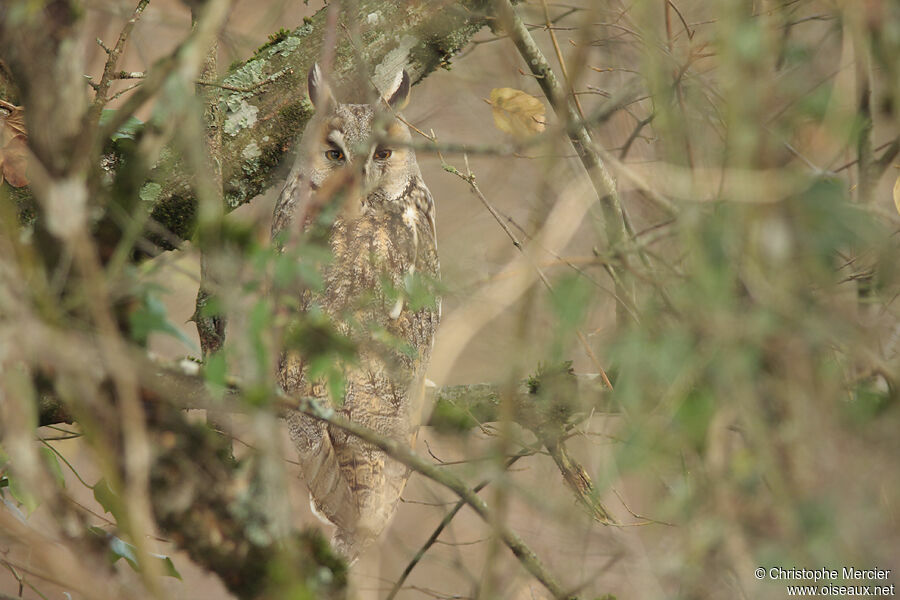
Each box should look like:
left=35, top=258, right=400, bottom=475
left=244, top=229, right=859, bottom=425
left=0, top=0, right=899, bottom=599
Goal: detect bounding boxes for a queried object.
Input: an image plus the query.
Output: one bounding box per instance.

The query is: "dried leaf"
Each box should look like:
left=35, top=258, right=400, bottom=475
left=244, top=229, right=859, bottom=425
left=0, top=100, right=26, bottom=137
left=0, top=101, right=28, bottom=187
left=488, top=87, right=546, bottom=138
left=0, top=135, right=28, bottom=187
left=894, top=172, right=900, bottom=216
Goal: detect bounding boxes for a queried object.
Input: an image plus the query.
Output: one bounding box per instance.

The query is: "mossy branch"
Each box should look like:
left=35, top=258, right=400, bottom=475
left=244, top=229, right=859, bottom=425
left=2, top=0, right=501, bottom=251
left=31, top=361, right=613, bottom=599
left=135, top=0, right=499, bottom=249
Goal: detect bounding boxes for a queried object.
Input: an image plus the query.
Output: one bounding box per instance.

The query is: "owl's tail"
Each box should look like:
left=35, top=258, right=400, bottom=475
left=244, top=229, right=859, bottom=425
left=287, top=411, right=359, bottom=531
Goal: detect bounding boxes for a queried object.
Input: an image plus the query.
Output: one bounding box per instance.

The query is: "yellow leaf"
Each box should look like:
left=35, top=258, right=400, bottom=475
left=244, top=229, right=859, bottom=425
left=488, top=88, right=546, bottom=138
left=894, top=172, right=900, bottom=216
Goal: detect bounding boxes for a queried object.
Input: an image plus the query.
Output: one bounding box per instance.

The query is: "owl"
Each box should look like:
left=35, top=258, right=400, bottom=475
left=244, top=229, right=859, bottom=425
left=272, top=64, right=440, bottom=560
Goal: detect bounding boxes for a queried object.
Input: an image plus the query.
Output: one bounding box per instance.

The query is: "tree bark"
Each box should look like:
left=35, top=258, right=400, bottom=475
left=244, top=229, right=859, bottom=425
left=94, top=0, right=496, bottom=250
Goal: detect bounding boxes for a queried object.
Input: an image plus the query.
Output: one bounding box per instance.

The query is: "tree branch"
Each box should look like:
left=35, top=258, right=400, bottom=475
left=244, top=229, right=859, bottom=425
left=385, top=447, right=535, bottom=600
left=30, top=360, right=613, bottom=599
left=289, top=394, right=579, bottom=600
left=146, top=402, right=346, bottom=599
left=492, top=0, right=635, bottom=325
left=3, top=0, right=503, bottom=252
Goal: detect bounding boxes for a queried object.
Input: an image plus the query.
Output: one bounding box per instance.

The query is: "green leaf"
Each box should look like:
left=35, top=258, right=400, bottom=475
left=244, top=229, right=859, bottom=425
left=109, top=533, right=138, bottom=567
left=40, top=446, right=66, bottom=488
left=307, top=355, right=347, bottom=406
left=8, top=475, right=38, bottom=514
left=100, top=109, right=144, bottom=141
left=157, top=554, right=183, bottom=580
left=673, top=390, right=715, bottom=451
left=93, top=477, right=120, bottom=520
left=550, top=274, right=592, bottom=330
left=370, top=325, right=417, bottom=359
left=90, top=527, right=182, bottom=579
left=204, top=352, right=228, bottom=389
left=403, top=272, right=440, bottom=311
left=130, top=287, right=197, bottom=351
left=139, top=182, right=162, bottom=204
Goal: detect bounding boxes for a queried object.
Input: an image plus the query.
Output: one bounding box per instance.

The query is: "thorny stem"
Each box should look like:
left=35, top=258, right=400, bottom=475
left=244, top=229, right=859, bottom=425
left=440, top=154, right=617, bottom=528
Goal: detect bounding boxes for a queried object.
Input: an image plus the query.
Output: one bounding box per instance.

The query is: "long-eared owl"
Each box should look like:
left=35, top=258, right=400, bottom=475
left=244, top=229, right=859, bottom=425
left=271, top=64, right=439, bottom=560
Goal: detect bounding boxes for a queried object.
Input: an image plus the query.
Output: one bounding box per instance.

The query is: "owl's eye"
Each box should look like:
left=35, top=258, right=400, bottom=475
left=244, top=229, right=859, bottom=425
left=325, top=149, right=345, bottom=161
left=373, top=148, right=392, bottom=160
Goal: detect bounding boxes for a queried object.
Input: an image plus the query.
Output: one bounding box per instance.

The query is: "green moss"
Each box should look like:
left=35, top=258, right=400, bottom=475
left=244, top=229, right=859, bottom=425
left=526, top=361, right=575, bottom=395
left=9, top=185, right=36, bottom=226
left=278, top=98, right=311, bottom=125
left=132, top=0, right=498, bottom=247
left=254, top=28, right=291, bottom=56
left=149, top=194, right=196, bottom=249
left=429, top=383, right=502, bottom=432
left=430, top=399, right=480, bottom=433
left=226, top=59, right=243, bottom=74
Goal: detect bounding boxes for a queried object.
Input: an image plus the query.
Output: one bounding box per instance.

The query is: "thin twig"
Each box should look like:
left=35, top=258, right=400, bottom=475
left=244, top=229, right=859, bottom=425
left=539, top=0, right=586, bottom=120
left=611, top=488, right=675, bottom=527
left=38, top=438, right=93, bottom=489
left=385, top=447, right=537, bottom=600
left=90, top=0, right=150, bottom=113
left=91, top=0, right=233, bottom=159
left=290, top=394, right=577, bottom=599
left=493, top=0, right=635, bottom=326
left=442, top=162, right=522, bottom=250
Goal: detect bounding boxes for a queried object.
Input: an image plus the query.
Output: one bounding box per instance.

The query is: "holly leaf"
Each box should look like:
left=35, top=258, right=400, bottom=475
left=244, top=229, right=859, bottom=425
left=487, top=88, right=546, bottom=138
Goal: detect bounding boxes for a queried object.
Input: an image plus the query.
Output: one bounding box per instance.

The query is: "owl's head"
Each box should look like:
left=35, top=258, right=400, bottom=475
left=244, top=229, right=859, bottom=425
left=300, top=63, right=418, bottom=205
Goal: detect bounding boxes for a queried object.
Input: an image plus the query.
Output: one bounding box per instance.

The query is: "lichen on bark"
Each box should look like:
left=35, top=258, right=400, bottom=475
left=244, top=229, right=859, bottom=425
left=139, top=0, right=495, bottom=251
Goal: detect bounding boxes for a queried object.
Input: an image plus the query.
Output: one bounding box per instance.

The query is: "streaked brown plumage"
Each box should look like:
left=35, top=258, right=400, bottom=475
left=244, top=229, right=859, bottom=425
left=272, top=65, right=439, bottom=560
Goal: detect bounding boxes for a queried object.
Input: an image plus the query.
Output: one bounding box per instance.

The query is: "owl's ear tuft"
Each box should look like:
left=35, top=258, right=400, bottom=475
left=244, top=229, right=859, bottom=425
left=307, top=63, right=334, bottom=110
left=383, top=70, right=411, bottom=110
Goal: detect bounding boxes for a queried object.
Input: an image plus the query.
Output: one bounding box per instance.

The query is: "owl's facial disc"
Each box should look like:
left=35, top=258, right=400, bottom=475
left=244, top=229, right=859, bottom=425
left=309, top=103, right=415, bottom=203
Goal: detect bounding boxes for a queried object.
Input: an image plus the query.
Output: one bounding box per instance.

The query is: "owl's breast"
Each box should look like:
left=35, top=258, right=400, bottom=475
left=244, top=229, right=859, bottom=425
left=316, top=182, right=438, bottom=368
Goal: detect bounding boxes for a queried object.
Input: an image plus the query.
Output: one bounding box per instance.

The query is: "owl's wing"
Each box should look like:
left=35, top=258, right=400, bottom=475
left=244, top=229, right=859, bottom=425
left=288, top=409, right=361, bottom=532
left=412, top=180, right=437, bottom=251
left=328, top=419, right=407, bottom=552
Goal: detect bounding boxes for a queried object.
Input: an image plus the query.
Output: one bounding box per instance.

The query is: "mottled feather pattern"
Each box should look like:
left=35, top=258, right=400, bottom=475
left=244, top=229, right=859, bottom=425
left=273, top=78, right=439, bottom=559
